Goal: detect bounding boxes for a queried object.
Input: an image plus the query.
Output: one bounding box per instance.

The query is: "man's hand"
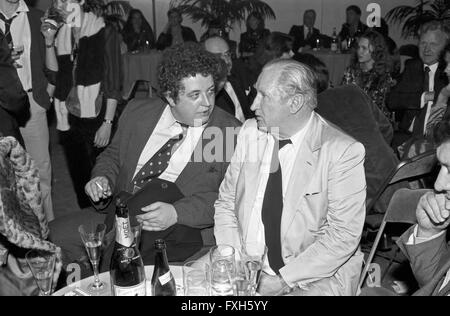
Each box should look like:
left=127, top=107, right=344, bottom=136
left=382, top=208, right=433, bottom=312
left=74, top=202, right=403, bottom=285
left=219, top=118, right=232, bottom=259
left=40, top=21, right=58, bottom=44
left=257, top=272, right=290, bottom=296
left=424, top=91, right=435, bottom=103
left=94, top=123, right=112, bottom=148
left=137, top=202, right=178, bottom=231
left=416, top=192, right=450, bottom=238
left=85, top=176, right=112, bottom=202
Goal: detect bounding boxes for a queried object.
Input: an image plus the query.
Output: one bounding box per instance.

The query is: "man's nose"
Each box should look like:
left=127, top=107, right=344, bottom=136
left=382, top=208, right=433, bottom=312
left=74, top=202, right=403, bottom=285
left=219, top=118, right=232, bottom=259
left=434, top=167, right=450, bottom=192
left=201, top=93, right=211, bottom=107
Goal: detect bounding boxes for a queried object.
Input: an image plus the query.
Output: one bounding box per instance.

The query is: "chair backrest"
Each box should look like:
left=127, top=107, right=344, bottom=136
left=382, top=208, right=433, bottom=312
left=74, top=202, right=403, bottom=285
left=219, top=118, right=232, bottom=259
left=367, top=150, right=437, bottom=213
left=389, top=150, right=437, bottom=185
left=385, top=188, right=431, bottom=224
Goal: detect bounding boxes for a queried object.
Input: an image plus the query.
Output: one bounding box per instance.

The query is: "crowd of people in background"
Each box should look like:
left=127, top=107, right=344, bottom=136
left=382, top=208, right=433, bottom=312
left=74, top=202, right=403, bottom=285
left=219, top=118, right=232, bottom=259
left=1, top=0, right=450, bottom=296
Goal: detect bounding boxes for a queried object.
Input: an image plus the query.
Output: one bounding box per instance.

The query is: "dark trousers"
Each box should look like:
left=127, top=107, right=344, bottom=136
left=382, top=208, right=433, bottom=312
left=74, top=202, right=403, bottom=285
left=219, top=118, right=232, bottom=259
left=60, top=112, right=105, bottom=209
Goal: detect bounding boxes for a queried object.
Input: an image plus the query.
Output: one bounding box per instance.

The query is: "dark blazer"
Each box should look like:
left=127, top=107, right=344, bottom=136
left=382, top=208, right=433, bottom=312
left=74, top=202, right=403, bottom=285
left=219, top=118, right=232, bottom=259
left=156, top=26, right=197, bottom=51
left=0, top=31, right=29, bottom=147
left=317, top=85, right=399, bottom=212
left=398, top=225, right=450, bottom=296
left=289, top=25, right=321, bottom=52
left=216, top=74, right=254, bottom=120
left=91, top=97, right=241, bottom=229
left=387, top=58, right=450, bottom=134
left=27, top=8, right=54, bottom=110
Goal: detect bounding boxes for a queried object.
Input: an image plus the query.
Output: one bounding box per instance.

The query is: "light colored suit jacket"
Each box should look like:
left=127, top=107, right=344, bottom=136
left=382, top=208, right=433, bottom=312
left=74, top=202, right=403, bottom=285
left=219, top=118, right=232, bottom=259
left=214, top=112, right=366, bottom=295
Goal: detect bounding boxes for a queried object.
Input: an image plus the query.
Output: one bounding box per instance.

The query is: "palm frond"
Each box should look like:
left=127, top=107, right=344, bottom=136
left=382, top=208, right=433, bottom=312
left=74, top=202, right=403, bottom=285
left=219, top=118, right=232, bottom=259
left=386, top=0, right=450, bottom=39
left=171, top=0, right=275, bottom=31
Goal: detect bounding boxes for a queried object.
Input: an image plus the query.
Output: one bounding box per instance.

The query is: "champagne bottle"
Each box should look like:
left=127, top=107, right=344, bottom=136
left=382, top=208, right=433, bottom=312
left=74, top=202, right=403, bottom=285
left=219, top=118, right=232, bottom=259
left=151, top=239, right=177, bottom=296
left=331, top=27, right=338, bottom=52
left=110, top=199, right=146, bottom=296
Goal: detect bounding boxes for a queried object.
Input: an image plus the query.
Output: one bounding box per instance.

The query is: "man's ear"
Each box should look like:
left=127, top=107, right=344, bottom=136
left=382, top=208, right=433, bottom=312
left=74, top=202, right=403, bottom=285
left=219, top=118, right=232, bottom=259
left=289, top=94, right=304, bottom=114
left=165, top=93, right=176, bottom=108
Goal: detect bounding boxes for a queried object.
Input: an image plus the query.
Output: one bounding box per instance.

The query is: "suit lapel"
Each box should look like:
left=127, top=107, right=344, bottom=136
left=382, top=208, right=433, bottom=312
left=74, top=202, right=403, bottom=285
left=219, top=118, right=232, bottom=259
left=281, top=114, right=322, bottom=240
left=242, top=130, right=271, bottom=241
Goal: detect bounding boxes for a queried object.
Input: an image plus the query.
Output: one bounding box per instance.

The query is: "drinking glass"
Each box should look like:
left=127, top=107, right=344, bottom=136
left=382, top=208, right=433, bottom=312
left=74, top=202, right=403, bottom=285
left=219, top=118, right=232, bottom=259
left=78, top=223, right=107, bottom=294
left=25, top=250, right=56, bottom=296
left=183, top=261, right=210, bottom=296
left=241, top=242, right=267, bottom=296
left=209, top=245, right=236, bottom=296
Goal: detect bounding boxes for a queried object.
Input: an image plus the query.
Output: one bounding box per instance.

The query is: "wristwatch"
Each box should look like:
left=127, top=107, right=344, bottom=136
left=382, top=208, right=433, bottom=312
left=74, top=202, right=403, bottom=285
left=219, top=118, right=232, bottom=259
left=103, top=119, right=113, bottom=125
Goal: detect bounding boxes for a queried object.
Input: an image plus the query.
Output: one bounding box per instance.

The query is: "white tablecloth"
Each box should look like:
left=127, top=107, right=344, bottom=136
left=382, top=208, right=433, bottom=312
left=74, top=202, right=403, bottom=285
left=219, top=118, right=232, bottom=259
left=53, top=265, right=183, bottom=296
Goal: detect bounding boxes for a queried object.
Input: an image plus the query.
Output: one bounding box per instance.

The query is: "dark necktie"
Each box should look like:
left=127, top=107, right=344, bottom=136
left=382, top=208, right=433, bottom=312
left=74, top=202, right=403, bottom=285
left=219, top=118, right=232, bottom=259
left=306, top=27, right=312, bottom=40
left=131, top=125, right=188, bottom=193
left=0, top=12, right=17, bottom=46
left=261, top=139, right=292, bottom=273
left=413, top=66, right=431, bottom=136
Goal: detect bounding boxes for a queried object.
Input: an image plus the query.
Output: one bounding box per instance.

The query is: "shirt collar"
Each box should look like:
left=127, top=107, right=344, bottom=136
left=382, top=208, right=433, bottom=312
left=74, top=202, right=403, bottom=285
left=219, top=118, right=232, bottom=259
left=289, top=112, right=313, bottom=149
left=425, top=62, right=439, bottom=73
left=0, top=0, right=29, bottom=18
left=164, top=104, right=207, bottom=131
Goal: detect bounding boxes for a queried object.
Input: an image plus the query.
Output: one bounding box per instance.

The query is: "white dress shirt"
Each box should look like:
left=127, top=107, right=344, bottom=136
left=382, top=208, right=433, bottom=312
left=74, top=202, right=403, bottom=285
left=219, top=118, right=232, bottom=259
left=0, top=0, right=32, bottom=91
left=246, top=114, right=314, bottom=275
left=224, top=81, right=245, bottom=123
left=407, top=225, right=450, bottom=294
left=134, top=105, right=205, bottom=183
left=409, top=63, right=439, bottom=134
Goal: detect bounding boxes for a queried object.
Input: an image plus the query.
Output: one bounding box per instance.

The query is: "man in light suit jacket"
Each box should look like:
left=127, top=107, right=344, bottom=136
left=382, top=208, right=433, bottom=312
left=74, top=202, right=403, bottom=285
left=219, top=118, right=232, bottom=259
left=396, top=118, right=450, bottom=296
left=214, top=59, right=366, bottom=296
left=50, top=43, right=241, bottom=268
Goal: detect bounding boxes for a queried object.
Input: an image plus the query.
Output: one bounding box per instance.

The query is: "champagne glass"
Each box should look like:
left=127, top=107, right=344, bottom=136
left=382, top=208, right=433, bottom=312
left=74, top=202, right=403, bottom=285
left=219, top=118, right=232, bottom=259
left=78, top=223, right=107, bottom=294
left=25, top=250, right=56, bottom=296
left=241, top=242, right=267, bottom=296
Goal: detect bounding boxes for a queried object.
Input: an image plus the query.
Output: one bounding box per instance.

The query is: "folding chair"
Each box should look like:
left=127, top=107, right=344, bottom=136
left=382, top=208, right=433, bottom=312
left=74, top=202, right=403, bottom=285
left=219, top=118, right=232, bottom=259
left=358, top=150, right=437, bottom=289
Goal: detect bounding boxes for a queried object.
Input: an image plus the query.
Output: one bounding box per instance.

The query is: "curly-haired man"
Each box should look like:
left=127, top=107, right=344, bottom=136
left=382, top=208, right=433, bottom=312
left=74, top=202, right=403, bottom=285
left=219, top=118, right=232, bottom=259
left=50, top=43, right=241, bottom=273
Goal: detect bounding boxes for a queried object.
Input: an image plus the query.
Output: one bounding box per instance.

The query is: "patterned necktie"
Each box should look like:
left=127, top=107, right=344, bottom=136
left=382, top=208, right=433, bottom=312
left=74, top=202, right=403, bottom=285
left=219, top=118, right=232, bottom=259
left=261, top=139, right=292, bottom=273
left=413, top=66, right=431, bottom=136
left=0, top=12, right=17, bottom=46
left=131, top=125, right=188, bottom=193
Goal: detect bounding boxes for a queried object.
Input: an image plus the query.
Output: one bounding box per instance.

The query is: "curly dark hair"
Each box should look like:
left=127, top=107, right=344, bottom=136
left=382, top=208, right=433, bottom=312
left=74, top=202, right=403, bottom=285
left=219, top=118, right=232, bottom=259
left=351, top=29, right=391, bottom=76
left=433, top=112, right=450, bottom=147
left=158, top=42, right=222, bottom=101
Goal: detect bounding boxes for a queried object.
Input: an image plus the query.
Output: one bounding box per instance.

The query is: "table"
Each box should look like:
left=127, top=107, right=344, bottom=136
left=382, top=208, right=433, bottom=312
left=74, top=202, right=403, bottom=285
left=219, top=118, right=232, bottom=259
left=304, top=49, right=352, bottom=87
left=53, top=265, right=183, bottom=296
left=122, top=50, right=163, bottom=99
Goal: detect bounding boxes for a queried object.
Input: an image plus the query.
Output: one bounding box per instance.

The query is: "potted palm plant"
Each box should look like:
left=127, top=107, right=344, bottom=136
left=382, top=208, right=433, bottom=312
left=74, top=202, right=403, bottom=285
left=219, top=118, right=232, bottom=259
left=386, top=0, right=450, bottom=38
left=170, top=0, right=276, bottom=33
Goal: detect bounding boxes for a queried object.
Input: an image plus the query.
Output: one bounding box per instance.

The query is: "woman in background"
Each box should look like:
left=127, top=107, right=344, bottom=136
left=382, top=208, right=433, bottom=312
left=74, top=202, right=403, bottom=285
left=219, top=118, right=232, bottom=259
left=122, top=9, right=155, bottom=52
left=49, top=0, right=122, bottom=208
left=342, top=29, right=395, bottom=124
left=239, top=12, right=270, bottom=58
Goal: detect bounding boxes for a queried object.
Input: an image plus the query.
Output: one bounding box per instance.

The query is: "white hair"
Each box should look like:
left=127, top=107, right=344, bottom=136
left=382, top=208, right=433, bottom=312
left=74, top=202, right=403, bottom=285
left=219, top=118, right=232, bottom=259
left=264, top=59, right=318, bottom=109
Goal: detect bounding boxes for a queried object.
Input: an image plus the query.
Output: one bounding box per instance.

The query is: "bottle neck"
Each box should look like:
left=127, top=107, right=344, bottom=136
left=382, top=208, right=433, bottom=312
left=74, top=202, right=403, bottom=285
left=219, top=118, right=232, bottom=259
left=154, top=248, right=170, bottom=270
